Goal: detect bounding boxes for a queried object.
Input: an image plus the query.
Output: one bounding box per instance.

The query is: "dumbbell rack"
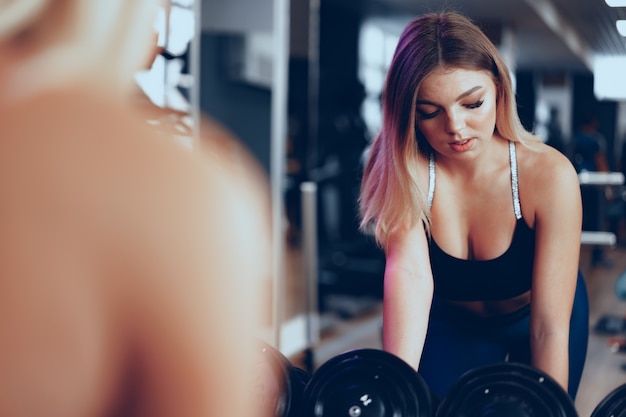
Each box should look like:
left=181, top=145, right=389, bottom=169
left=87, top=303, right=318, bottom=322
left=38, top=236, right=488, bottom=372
left=578, top=171, right=624, bottom=247
left=257, top=345, right=626, bottom=417
left=580, top=171, right=626, bottom=382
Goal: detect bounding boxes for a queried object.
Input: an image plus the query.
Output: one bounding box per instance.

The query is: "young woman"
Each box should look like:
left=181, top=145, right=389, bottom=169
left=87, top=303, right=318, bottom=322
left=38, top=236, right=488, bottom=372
left=0, top=1, right=272, bottom=416
left=359, top=11, right=588, bottom=400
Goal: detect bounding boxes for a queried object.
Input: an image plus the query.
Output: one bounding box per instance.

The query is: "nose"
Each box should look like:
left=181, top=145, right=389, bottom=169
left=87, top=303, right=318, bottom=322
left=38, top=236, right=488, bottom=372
left=445, top=109, right=466, bottom=136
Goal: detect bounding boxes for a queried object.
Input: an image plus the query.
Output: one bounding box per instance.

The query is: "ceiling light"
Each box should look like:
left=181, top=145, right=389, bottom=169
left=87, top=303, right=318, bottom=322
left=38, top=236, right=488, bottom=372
left=606, top=0, right=626, bottom=6
left=618, top=20, right=626, bottom=36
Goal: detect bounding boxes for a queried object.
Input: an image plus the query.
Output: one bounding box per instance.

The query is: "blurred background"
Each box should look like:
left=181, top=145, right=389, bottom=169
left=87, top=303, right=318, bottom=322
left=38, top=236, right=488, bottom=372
left=151, top=1, right=626, bottom=415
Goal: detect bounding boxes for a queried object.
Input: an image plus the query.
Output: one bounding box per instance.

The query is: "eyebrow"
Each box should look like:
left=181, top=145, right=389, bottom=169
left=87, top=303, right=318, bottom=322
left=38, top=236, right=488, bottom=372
left=416, top=85, right=484, bottom=106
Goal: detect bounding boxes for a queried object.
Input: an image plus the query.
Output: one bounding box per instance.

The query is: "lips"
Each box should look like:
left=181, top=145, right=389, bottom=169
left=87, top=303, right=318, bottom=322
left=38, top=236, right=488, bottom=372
left=449, top=138, right=474, bottom=152
left=452, top=138, right=472, bottom=145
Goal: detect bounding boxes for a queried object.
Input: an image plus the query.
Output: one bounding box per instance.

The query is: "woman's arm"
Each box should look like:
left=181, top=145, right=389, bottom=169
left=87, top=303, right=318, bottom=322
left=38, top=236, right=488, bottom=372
left=529, top=149, right=583, bottom=392
left=383, top=221, right=434, bottom=370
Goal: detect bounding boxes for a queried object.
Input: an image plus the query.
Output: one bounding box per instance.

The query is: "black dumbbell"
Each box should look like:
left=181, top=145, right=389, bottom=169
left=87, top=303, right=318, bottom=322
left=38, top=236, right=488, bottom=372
left=435, top=362, right=578, bottom=417
left=301, top=348, right=434, bottom=417
left=590, top=383, right=626, bottom=417
left=254, top=340, right=312, bottom=417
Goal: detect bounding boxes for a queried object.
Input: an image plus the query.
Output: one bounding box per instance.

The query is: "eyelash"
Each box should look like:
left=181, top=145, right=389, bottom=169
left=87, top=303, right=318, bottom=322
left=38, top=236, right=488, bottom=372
left=418, top=111, right=438, bottom=120
left=417, top=99, right=485, bottom=120
left=467, top=99, right=484, bottom=109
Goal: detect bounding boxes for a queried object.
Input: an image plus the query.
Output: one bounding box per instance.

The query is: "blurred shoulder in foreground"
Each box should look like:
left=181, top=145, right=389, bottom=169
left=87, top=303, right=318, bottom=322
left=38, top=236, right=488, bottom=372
left=0, top=1, right=271, bottom=416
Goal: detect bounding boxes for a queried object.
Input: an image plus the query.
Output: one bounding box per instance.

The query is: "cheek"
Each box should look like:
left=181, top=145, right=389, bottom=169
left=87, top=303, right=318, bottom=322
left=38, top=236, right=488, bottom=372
left=471, top=103, right=497, bottom=130
left=416, top=120, right=439, bottom=140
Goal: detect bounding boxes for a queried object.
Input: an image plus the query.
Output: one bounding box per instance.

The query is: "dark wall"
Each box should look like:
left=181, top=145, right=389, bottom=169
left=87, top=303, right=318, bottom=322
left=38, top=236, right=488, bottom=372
left=316, top=0, right=364, bottom=168
left=515, top=70, right=537, bottom=133
left=199, top=32, right=272, bottom=174
left=314, top=1, right=370, bottom=244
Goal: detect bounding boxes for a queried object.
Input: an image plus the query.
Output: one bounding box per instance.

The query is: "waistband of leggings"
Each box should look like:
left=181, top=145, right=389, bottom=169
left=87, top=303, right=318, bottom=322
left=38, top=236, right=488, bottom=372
left=431, top=298, right=531, bottom=328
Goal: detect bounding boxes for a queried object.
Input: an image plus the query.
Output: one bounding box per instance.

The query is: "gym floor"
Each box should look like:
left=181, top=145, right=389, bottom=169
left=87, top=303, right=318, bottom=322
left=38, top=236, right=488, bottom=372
left=575, top=243, right=626, bottom=416
left=284, top=243, right=626, bottom=417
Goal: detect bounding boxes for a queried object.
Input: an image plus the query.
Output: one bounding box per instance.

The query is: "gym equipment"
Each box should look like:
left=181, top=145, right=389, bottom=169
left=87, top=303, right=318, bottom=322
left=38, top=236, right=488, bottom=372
left=301, top=348, right=434, bottom=417
left=578, top=171, right=625, bottom=186
left=578, top=171, right=622, bottom=265
left=590, top=383, right=626, bottom=417
left=254, top=340, right=312, bottom=417
left=608, top=336, right=626, bottom=353
left=436, top=362, right=577, bottom=417
left=593, top=314, right=626, bottom=335
left=616, top=269, right=626, bottom=301
left=580, top=231, right=617, bottom=247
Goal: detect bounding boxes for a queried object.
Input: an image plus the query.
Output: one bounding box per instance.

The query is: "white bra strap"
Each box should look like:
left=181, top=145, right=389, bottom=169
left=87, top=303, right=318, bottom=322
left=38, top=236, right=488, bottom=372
left=428, top=152, right=435, bottom=209
left=509, top=141, right=522, bottom=220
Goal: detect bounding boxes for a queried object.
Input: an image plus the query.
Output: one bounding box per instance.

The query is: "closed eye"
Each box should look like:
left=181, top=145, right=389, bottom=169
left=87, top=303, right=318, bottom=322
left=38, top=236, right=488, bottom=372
left=417, top=110, right=439, bottom=120
left=466, top=99, right=484, bottom=109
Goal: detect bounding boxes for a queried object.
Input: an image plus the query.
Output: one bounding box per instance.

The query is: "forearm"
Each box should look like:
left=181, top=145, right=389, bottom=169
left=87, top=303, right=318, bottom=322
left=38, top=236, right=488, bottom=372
left=382, top=269, right=433, bottom=370
left=381, top=222, right=433, bottom=371
left=530, top=331, right=570, bottom=392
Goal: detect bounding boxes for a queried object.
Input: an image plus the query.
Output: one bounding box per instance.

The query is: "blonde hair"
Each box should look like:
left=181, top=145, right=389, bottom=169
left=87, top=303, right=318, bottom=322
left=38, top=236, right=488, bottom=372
left=359, top=11, right=541, bottom=249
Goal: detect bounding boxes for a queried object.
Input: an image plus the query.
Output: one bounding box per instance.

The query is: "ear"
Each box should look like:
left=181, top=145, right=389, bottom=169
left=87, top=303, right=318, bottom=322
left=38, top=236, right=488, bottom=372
left=0, top=0, right=48, bottom=39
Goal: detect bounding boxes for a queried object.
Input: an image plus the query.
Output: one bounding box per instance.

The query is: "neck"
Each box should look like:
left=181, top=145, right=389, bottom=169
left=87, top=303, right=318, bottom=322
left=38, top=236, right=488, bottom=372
left=437, top=136, right=509, bottom=182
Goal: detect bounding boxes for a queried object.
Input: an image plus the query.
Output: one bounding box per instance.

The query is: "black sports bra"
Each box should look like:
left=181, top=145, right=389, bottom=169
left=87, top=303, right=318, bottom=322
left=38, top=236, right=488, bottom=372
left=427, top=142, right=536, bottom=301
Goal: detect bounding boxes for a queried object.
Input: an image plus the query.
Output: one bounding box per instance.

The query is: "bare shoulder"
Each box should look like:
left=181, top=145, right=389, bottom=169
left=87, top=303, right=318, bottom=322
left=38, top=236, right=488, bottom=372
left=516, top=142, right=581, bottom=215
left=518, top=141, right=576, bottom=182
left=97, top=97, right=272, bottom=416
left=196, top=114, right=271, bottom=211
left=0, top=87, right=272, bottom=417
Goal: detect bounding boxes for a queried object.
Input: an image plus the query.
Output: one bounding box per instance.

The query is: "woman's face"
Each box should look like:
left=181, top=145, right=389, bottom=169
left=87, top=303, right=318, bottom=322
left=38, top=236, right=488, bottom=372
left=414, top=67, right=498, bottom=157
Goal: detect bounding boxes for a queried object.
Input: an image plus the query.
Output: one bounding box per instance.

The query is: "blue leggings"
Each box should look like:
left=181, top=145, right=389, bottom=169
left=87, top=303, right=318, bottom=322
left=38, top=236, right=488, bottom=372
left=418, top=271, right=589, bottom=401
